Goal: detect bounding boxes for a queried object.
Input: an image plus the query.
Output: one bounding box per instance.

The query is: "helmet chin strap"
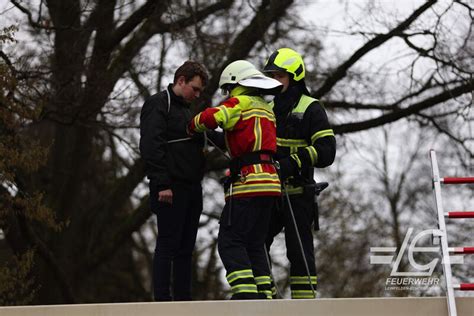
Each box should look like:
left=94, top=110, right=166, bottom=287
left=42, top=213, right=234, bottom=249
left=220, top=88, right=230, bottom=97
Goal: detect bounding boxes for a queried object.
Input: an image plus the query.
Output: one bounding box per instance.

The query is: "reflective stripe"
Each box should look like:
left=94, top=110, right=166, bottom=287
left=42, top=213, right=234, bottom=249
left=194, top=114, right=207, bottom=132
left=238, top=96, right=274, bottom=113
left=290, top=276, right=318, bottom=285
left=291, top=290, right=317, bottom=299
left=253, top=164, right=264, bottom=173
left=311, top=129, right=334, bottom=143
left=305, top=146, right=318, bottom=164
left=253, top=118, right=262, bottom=151
left=255, top=276, right=272, bottom=285
left=214, top=105, right=241, bottom=130
left=227, top=269, right=254, bottom=284
left=228, top=111, right=242, bottom=122
left=283, top=185, right=304, bottom=195
left=290, top=154, right=302, bottom=168
left=231, top=183, right=281, bottom=195
left=240, top=172, right=280, bottom=183
left=231, top=284, right=258, bottom=294
left=293, top=95, right=318, bottom=114
left=259, top=290, right=272, bottom=299
left=218, top=105, right=229, bottom=122
left=242, top=109, right=275, bottom=121
left=277, top=137, right=308, bottom=147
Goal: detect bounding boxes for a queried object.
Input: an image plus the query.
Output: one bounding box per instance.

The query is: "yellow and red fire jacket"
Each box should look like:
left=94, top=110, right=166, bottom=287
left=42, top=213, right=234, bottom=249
left=188, top=89, right=281, bottom=198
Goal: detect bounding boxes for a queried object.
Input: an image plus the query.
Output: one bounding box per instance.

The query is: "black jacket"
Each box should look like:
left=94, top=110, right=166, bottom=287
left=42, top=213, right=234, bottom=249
left=274, top=84, right=336, bottom=184
left=140, top=85, right=208, bottom=191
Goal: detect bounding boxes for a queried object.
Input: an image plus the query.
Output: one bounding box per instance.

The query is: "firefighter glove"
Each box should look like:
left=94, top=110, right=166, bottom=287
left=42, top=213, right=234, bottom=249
left=278, top=156, right=298, bottom=181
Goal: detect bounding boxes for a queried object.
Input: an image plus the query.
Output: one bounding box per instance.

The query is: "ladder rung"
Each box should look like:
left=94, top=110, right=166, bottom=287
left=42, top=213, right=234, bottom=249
left=442, top=177, right=474, bottom=184
left=453, top=283, right=474, bottom=291
left=444, top=211, right=474, bottom=218
left=449, top=247, right=474, bottom=254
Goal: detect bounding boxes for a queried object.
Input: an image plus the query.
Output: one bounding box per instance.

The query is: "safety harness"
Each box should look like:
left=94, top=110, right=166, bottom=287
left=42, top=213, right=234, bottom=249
left=222, top=150, right=276, bottom=227
left=228, top=151, right=276, bottom=182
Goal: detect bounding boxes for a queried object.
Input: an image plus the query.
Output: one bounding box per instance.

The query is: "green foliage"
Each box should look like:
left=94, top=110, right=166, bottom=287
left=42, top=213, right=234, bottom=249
left=0, top=250, right=37, bottom=305
left=0, top=26, right=61, bottom=305
left=0, top=26, right=58, bottom=228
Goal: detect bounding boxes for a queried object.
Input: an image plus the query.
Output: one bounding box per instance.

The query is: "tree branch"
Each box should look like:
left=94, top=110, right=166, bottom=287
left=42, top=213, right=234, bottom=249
left=80, top=197, right=151, bottom=275
left=202, top=0, right=294, bottom=102
left=416, top=112, right=474, bottom=157
left=402, top=34, right=471, bottom=75
left=0, top=50, right=16, bottom=75
left=16, top=214, right=77, bottom=303
left=324, top=75, right=438, bottom=111
left=98, top=159, right=145, bottom=220
left=324, top=100, right=393, bottom=111
left=84, top=0, right=234, bottom=118
left=10, top=0, right=51, bottom=29
left=108, top=0, right=160, bottom=49
left=129, top=67, right=151, bottom=99
left=334, top=79, right=473, bottom=134
left=314, top=0, right=437, bottom=99
left=1, top=185, right=76, bottom=304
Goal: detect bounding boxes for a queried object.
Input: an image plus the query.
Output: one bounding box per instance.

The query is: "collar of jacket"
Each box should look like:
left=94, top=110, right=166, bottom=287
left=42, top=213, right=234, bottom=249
left=229, top=85, right=258, bottom=97
left=273, top=83, right=305, bottom=116
left=167, top=83, right=189, bottom=107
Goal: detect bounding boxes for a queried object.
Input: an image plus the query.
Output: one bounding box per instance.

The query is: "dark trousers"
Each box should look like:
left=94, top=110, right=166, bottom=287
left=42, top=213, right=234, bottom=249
left=150, top=182, right=202, bottom=301
left=218, top=196, right=276, bottom=300
left=266, top=193, right=317, bottom=298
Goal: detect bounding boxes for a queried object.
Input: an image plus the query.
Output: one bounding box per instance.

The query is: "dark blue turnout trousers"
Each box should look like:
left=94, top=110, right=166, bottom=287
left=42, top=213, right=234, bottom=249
left=218, top=196, right=276, bottom=299
left=266, top=193, right=318, bottom=298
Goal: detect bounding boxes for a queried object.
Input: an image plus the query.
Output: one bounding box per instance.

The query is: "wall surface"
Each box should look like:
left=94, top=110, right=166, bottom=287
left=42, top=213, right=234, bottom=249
left=1, top=297, right=474, bottom=316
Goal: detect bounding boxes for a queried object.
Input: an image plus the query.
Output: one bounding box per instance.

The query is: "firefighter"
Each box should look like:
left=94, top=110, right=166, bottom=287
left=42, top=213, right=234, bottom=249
left=187, top=60, right=283, bottom=300
left=263, top=48, right=336, bottom=299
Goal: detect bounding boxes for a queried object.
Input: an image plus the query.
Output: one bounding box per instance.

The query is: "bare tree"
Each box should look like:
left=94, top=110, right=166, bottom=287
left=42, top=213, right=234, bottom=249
left=0, top=0, right=472, bottom=304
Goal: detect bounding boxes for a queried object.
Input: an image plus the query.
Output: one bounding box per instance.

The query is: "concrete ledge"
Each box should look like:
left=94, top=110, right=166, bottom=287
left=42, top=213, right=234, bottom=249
left=1, top=297, right=473, bottom=316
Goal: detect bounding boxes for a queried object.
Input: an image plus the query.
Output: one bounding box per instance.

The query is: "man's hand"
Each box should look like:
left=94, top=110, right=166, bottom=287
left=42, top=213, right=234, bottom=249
left=158, top=189, right=173, bottom=204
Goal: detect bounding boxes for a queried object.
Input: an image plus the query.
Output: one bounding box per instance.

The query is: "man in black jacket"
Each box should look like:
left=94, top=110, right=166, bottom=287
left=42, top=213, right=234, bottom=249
left=139, top=61, right=210, bottom=301
left=263, top=48, right=336, bottom=299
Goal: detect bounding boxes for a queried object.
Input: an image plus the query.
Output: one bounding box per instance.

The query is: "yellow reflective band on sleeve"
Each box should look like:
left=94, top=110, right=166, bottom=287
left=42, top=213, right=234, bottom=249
left=255, top=276, right=272, bottom=285
left=290, top=276, right=318, bottom=285
left=311, top=129, right=334, bottom=144
left=290, top=154, right=302, bottom=168
left=214, top=105, right=242, bottom=130
left=219, top=105, right=229, bottom=122
left=193, top=114, right=207, bottom=132
left=305, top=146, right=318, bottom=165
left=277, top=138, right=308, bottom=147
left=252, top=118, right=262, bottom=151
left=291, top=290, right=317, bottom=299
left=231, top=284, right=258, bottom=295
left=241, top=109, right=275, bottom=122
left=227, top=269, right=254, bottom=284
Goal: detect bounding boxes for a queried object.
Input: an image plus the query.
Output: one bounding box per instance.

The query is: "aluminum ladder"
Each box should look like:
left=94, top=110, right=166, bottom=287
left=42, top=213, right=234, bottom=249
left=430, top=149, right=474, bottom=316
